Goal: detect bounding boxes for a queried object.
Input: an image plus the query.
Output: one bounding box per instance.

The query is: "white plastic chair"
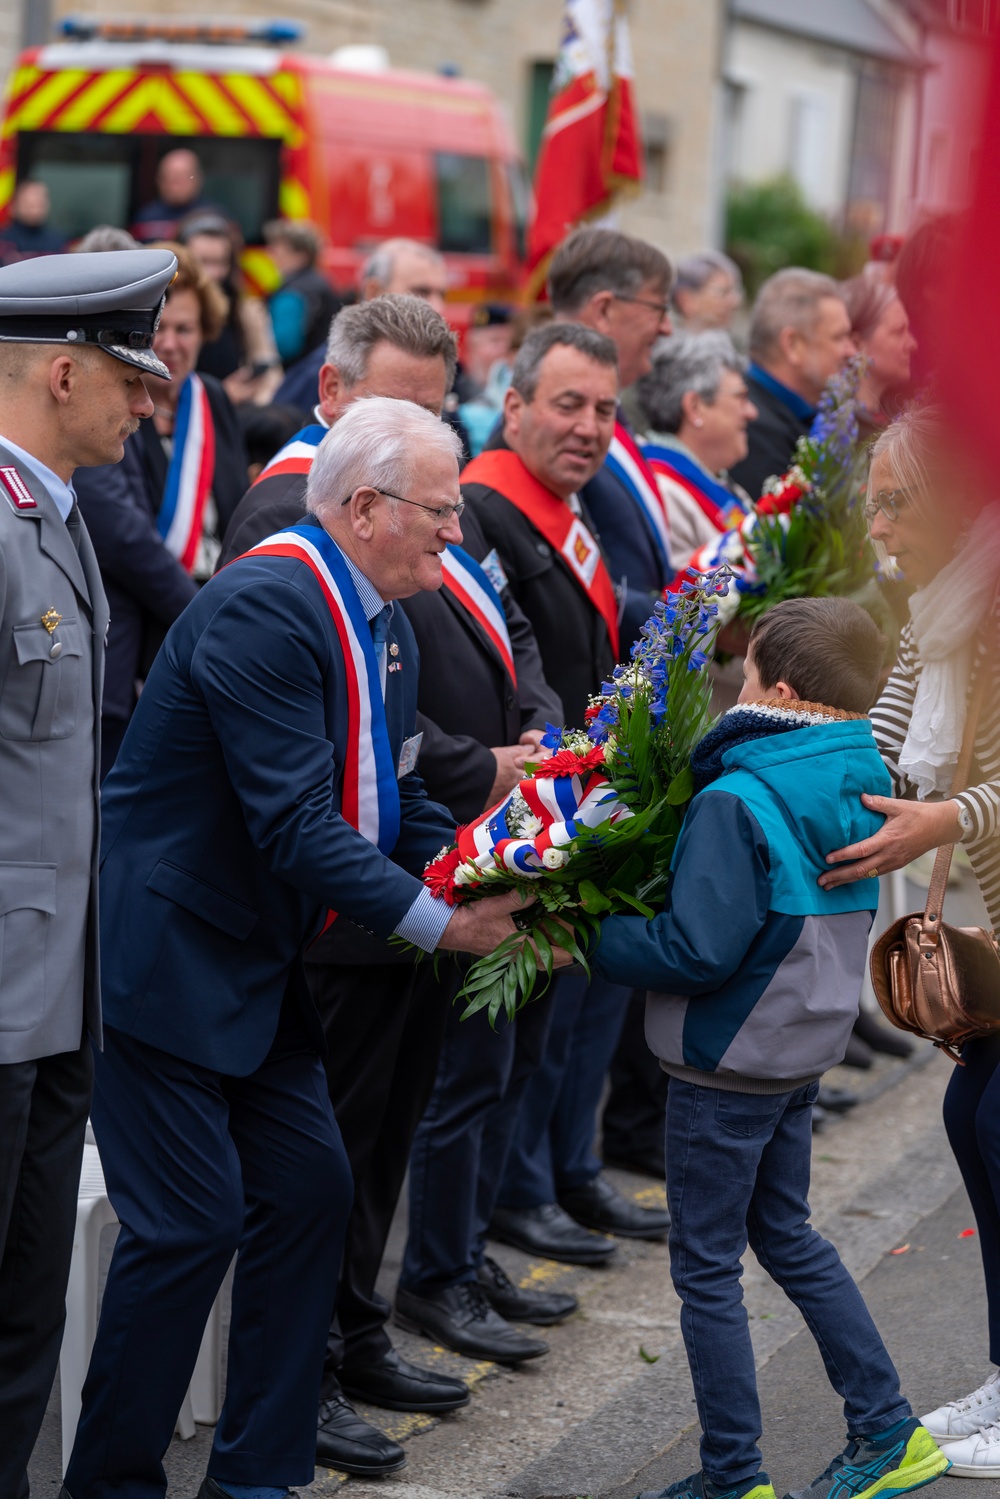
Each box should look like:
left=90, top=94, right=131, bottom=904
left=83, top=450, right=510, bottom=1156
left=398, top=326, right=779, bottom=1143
left=61, top=1142, right=224, bottom=1472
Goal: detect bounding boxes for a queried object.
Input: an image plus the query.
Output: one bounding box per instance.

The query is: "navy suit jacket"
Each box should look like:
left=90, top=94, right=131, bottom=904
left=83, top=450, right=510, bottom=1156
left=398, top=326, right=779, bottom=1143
left=581, top=441, right=673, bottom=648
left=99, top=515, right=454, bottom=1075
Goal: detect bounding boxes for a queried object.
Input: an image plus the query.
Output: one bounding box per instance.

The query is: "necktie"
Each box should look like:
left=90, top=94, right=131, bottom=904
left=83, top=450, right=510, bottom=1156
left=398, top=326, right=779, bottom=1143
left=65, top=503, right=82, bottom=552
left=371, top=605, right=392, bottom=698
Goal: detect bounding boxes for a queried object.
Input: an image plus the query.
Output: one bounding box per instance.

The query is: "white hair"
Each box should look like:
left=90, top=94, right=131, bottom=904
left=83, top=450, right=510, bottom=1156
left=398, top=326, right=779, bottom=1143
left=305, top=396, right=462, bottom=521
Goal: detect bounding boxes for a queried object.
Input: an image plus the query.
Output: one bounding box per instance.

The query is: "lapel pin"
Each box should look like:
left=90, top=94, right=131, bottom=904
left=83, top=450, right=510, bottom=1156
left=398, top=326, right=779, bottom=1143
left=389, top=642, right=399, bottom=657
left=41, top=607, right=62, bottom=635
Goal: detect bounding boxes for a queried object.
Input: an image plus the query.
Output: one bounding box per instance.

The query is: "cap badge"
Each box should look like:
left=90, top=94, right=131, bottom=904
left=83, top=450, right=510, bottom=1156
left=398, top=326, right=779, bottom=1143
left=0, top=466, right=37, bottom=511
left=40, top=607, right=62, bottom=635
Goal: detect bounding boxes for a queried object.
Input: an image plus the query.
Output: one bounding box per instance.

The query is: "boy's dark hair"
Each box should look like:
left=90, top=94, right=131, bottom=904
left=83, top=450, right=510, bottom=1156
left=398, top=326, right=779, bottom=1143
left=749, top=598, right=884, bottom=714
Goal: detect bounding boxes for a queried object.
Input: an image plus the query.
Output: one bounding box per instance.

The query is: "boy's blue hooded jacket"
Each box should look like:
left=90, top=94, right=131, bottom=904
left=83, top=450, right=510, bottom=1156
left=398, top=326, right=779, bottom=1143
left=593, top=704, right=892, bottom=1092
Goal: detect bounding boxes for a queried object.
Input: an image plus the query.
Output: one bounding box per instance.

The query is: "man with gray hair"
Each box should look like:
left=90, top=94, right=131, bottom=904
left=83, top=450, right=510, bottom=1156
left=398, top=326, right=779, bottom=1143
left=360, top=237, right=448, bottom=313
left=64, top=396, right=535, bottom=1499
left=730, top=267, right=854, bottom=500
left=219, top=297, right=563, bottom=1474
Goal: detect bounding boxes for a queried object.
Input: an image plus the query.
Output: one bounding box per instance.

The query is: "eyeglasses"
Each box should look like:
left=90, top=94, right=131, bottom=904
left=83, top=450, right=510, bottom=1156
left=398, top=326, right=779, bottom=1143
left=342, top=487, right=465, bottom=525
left=613, top=293, right=671, bottom=320
left=863, top=486, right=914, bottom=523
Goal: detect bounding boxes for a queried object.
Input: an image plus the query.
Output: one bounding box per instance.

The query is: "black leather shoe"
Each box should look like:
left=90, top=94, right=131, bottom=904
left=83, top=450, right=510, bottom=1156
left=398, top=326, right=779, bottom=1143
left=853, top=1008, right=914, bottom=1057
left=560, top=1174, right=670, bottom=1240
left=340, top=1346, right=470, bottom=1412
left=477, top=1254, right=578, bottom=1325
left=395, top=1280, right=549, bottom=1363
left=489, top=1201, right=617, bottom=1264
left=315, top=1395, right=406, bottom=1476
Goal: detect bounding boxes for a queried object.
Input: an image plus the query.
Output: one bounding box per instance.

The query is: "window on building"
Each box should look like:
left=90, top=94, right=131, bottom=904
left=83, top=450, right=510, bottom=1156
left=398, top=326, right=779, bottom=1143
left=788, top=93, right=829, bottom=207
left=527, top=60, right=555, bottom=173
left=434, top=153, right=492, bottom=254
left=722, top=78, right=748, bottom=183
left=847, top=62, right=900, bottom=232
left=642, top=111, right=673, bottom=195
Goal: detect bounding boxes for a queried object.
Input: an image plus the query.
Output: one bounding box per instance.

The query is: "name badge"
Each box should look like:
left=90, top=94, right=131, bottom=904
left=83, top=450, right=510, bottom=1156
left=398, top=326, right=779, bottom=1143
left=397, top=732, right=423, bottom=779
left=480, top=547, right=508, bottom=593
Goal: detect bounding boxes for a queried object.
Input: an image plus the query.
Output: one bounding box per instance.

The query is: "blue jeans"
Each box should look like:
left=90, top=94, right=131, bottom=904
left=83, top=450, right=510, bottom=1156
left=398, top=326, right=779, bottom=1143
left=667, top=1078, right=910, bottom=1486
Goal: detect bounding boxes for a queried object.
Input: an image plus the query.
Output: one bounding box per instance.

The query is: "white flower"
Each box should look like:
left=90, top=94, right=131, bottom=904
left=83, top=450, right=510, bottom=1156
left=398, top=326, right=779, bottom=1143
left=521, top=813, right=544, bottom=837
left=454, top=862, right=478, bottom=885
left=542, top=847, right=570, bottom=869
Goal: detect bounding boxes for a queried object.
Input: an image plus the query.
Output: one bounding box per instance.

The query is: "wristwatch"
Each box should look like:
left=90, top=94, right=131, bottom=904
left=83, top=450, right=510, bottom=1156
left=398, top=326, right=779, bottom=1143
left=956, top=802, right=975, bottom=841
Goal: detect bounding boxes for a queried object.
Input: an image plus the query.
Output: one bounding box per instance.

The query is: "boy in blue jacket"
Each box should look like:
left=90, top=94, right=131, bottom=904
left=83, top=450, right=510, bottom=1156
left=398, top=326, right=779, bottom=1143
left=594, top=598, right=949, bottom=1499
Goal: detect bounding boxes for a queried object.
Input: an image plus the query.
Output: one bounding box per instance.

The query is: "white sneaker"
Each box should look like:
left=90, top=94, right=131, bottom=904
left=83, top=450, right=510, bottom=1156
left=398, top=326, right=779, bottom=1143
left=940, top=1420, right=1000, bottom=1477
left=923, top=1371, right=1000, bottom=1442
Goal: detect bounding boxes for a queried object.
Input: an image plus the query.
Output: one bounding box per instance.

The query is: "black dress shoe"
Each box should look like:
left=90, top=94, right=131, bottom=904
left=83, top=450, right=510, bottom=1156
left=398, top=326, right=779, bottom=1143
left=842, top=1031, right=875, bottom=1069
left=489, top=1201, right=617, bottom=1264
left=315, top=1394, right=406, bottom=1476
left=559, top=1174, right=670, bottom=1240
left=340, top=1346, right=470, bottom=1412
left=816, top=1084, right=858, bottom=1113
left=477, top=1254, right=578, bottom=1325
left=853, top=1008, right=914, bottom=1057
left=395, top=1280, right=549, bottom=1363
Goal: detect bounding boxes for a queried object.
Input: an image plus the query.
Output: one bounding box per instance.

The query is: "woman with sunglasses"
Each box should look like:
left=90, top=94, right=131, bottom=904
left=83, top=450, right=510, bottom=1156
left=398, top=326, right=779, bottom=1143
left=821, top=405, right=1000, bottom=1474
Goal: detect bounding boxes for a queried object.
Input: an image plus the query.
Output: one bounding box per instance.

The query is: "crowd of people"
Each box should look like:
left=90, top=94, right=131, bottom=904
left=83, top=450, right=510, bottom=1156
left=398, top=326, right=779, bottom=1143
left=0, top=154, right=998, bottom=1499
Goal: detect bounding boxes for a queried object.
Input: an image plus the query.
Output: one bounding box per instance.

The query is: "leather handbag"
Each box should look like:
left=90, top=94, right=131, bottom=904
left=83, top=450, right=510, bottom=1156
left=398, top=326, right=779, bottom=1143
left=870, top=655, right=1000, bottom=1063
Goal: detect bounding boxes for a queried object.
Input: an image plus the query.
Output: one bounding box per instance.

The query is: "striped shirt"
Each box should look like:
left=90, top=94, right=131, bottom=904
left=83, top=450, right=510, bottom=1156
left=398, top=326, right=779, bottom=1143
left=870, top=618, right=1000, bottom=936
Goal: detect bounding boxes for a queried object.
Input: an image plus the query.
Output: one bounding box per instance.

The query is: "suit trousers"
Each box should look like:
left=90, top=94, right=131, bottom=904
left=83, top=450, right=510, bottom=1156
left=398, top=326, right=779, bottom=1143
left=65, top=1019, right=349, bottom=1499
left=0, top=1041, right=92, bottom=1499
left=306, top=959, right=455, bottom=1395
left=602, top=989, right=669, bottom=1167
left=401, top=984, right=556, bottom=1294
left=497, top=972, right=630, bottom=1208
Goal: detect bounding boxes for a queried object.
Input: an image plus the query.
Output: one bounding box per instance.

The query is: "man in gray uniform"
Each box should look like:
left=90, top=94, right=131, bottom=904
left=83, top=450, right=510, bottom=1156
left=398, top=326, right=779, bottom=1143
left=0, top=248, right=177, bottom=1497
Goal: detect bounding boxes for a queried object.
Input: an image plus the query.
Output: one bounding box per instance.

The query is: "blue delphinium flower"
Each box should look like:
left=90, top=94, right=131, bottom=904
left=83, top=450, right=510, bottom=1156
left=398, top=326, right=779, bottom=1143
left=541, top=722, right=564, bottom=750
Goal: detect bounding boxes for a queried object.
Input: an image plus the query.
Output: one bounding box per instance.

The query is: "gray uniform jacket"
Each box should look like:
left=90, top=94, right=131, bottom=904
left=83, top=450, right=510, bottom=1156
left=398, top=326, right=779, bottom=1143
left=0, top=439, right=107, bottom=1063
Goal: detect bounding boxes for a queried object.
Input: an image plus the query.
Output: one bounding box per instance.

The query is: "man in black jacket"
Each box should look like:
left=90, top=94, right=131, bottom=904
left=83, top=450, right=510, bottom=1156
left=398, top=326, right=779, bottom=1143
left=729, top=267, right=854, bottom=500
left=458, top=322, right=670, bottom=1264
left=217, top=295, right=565, bottom=1477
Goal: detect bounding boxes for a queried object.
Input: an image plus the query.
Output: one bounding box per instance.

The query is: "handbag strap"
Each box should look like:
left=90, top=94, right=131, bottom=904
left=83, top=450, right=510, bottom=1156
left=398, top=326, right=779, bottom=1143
left=922, top=640, right=992, bottom=943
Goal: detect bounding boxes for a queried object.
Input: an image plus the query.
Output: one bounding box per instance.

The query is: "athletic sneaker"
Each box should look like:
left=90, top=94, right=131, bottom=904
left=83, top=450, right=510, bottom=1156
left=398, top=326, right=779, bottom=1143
left=783, top=1418, right=950, bottom=1499
left=923, top=1371, right=1000, bottom=1442
left=934, top=1419, right=1000, bottom=1477
left=638, top=1473, right=776, bottom=1499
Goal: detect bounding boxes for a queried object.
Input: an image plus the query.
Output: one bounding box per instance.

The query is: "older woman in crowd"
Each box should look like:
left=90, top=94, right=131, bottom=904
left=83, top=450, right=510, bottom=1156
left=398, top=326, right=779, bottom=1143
left=822, top=407, right=1000, bottom=1474
left=840, top=275, right=917, bottom=435
left=75, top=242, right=248, bottom=774
left=670, top=249, right=743, bottom=332
left=638, top=331, right=757, bottom=572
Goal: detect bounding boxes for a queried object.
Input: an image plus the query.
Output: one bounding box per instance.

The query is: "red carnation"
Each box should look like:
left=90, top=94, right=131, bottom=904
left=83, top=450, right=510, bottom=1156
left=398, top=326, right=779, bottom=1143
left=758, top=481, right=804, bottom=516
left=533, top=745, right=606, bottom=779
left=423, top=845, right=471, bottom=905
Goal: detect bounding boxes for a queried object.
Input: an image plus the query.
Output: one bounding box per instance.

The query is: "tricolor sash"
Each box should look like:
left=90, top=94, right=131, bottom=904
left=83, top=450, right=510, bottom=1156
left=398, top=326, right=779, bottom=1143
left=238, top=523, right=400, bottom=857
left=439, top=545, right=517, bottom=687
left=461, top=447, right=620, bottom=659
left=250, top=422, right=327, bottom=487
left=157, top=373, right=216, bottom=573
left=644, top=442, right=749, bottom=534
left=605, top=421, right=671, bottom=567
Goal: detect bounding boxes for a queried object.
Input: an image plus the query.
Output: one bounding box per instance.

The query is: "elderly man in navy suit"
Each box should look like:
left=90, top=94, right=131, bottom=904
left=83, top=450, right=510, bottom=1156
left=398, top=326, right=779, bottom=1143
left=63, top=397, right=533, bottom=1499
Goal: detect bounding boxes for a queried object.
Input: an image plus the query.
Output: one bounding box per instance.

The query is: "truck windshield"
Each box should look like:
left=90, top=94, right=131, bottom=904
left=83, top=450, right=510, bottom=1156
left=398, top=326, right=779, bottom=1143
left=434, top=152, right=492, bottom=255
left=15, top=132, right=282, bottom=243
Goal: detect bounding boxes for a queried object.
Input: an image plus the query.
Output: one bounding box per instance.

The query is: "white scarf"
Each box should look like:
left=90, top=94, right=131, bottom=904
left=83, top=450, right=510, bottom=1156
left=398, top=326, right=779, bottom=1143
left=899, top=502, right=1000, bottom=799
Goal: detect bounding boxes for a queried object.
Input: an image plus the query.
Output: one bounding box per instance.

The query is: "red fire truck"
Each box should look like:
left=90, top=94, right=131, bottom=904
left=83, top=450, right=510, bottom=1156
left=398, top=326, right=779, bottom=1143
left=0, top=17, right=530, bottom=305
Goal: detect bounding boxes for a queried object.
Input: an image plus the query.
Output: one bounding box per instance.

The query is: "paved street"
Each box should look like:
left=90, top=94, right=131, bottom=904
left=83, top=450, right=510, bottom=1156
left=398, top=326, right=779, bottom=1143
left=30, top=870, right=993, bottom=1499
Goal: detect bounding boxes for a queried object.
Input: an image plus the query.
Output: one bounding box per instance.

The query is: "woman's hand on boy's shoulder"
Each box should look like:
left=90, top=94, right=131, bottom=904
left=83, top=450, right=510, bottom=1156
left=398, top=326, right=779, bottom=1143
left=819, top=794, right=963, bottom=888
